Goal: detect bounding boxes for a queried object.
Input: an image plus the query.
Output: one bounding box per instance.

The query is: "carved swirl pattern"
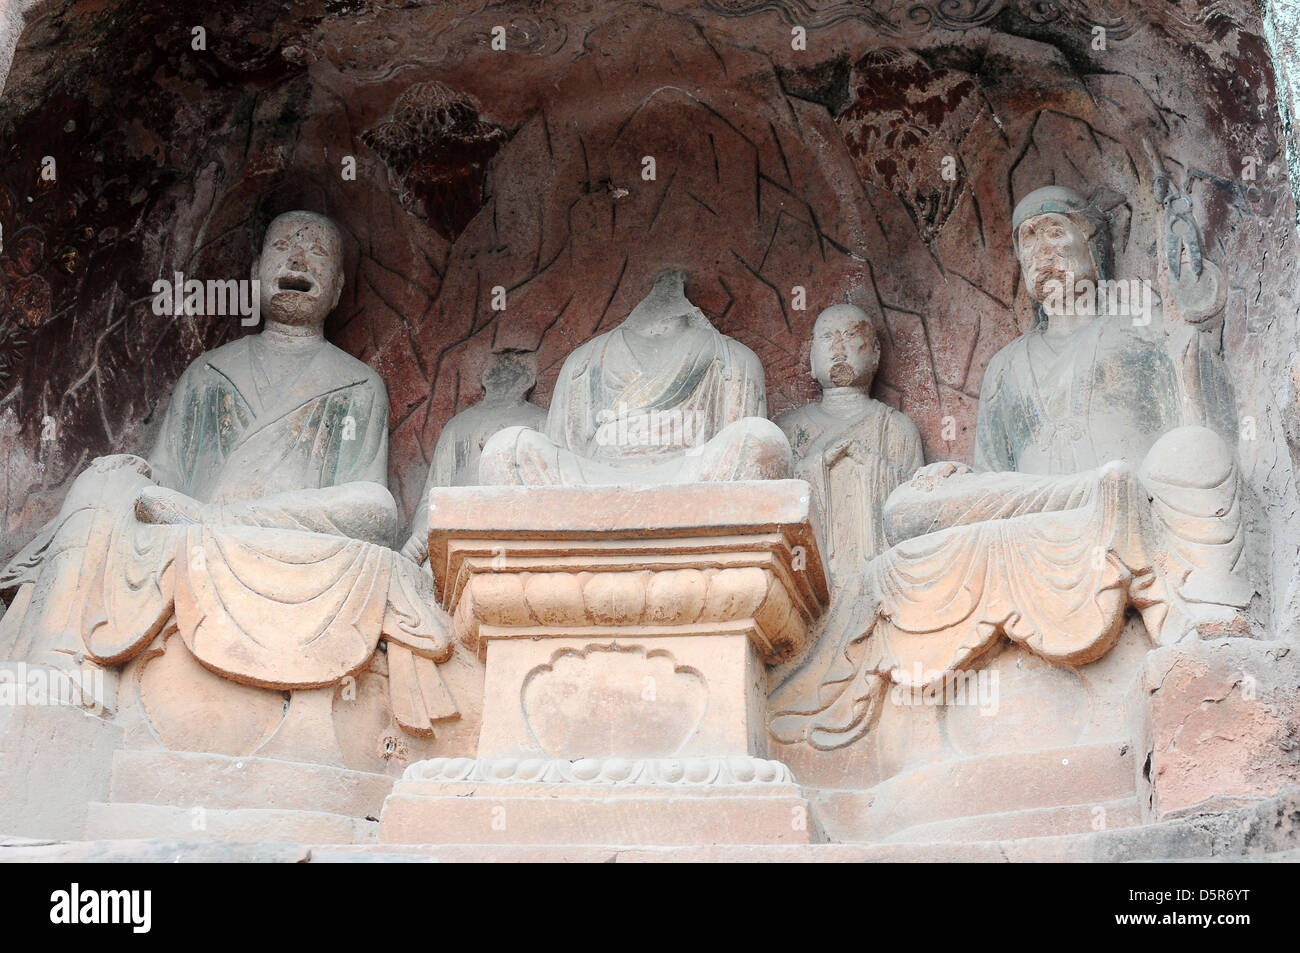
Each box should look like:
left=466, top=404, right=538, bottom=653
left=404, top=755, right=796, bottom=785
left=906, top=0, right=1004, bottom=30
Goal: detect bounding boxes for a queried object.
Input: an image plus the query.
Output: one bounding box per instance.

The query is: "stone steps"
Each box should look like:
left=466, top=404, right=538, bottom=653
left=807, top=740, right=1137, bottom=843
left=11, top=788, right=1298, bottom=860
left=882, top=796, right=1142, bottom=843
left=85, top=802, right=379, bottom=844
left=105, top=749, right=395, bottom=816
left=82, top=748, right=397, bottom=844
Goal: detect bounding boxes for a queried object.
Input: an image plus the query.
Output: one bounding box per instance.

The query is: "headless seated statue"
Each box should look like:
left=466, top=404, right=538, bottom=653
left=0, top=211, right=454, bottom=745
left=478, top=269, right=791, bottom=485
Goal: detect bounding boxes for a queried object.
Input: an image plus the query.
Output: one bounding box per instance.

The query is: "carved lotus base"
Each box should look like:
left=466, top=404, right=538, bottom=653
left=380, top=756, right=814, bottom=845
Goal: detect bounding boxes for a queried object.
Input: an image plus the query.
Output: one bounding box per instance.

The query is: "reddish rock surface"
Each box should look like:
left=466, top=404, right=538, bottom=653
left=1138, top=638, right=1300, bottom=819
left=1, top=0, right=1297, bottom=641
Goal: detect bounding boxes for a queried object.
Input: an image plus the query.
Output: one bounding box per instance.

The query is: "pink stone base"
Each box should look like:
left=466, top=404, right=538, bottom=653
left=379, top=756, right=817, bottom=845
left=1134, top=638, right=1300, bottom=819
left=380, top=785, right=814, bottom=846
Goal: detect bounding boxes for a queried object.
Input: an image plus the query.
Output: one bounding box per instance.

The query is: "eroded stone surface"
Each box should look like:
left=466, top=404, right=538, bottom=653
left=1137, top=638, right=1300, bottom=820
left=0, top=0, right=1298, bottom=856
left=770, top=181, right=1256, bottom=751
left=3, top=4, right=1295, bottom=649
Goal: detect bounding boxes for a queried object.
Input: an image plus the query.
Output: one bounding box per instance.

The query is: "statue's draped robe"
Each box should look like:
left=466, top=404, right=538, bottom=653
left=973, top=321, right=1231, bottom=477
left=401, top=396, right=548, bottom=564
left=771, top=320, right=1242, bottom=750
left=779, top=400, right=923, bottom=581
left=482, top=315, right=788, bottom=485
left=1, top=337, right=455, bottom=733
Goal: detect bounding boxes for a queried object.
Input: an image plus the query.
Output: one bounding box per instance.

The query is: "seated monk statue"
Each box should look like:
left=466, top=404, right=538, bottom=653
left=777, top=304, right=923, bottom=584
left=478, top=268, right=792, bottom=485
left=771, top=184, right=1250, bottom=750
left=401, top=351, right=547, bottom=566
left=0, top=211, right=456, bottom=743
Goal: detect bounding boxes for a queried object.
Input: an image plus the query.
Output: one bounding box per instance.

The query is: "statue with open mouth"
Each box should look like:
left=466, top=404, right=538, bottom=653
left=0, top=211, right=458, bottom=763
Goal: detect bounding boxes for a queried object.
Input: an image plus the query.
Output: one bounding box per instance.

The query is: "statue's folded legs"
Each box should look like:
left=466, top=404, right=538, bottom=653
left=0, top=211, right=459, bottom=768
left=881, top=423, right=1248, bottom=623
left=480, top=416, right=791, bottom=485
left=475, top=269, right=793, bottom=487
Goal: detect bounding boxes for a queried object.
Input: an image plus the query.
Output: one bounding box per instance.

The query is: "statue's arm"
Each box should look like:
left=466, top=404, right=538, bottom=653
left=145, top=364, right=194, bottom=491
left=401, top=424, right=457, bottom=565
left=897, top=411, right=926, bottom=477
left=1167, top=323, right=1236, bottom=438
left=723, top=340, right=768, bottom=421
left=336, top=374, right=391, bottom=488
left=212, top=482, right=399, bottom=547
left=972, top=352, right=1015, bottom=473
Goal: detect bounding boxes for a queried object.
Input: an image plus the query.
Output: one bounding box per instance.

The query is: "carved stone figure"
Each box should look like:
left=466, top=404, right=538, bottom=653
left=401, top=352, right=546, bottom=565
left=478, top=269, right=792, bottom=485
left=772, top=184, right=1251, bottom=749
left=0, top=211, right=457, bottom=747
left=776, top=304, right=923, bottom=582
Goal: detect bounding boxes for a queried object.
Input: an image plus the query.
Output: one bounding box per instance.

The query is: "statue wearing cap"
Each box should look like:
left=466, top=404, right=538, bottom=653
left=772, top=184, right=1250, bottom=750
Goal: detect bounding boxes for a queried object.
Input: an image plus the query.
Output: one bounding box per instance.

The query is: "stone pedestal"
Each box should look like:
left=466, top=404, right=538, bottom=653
left=0, top=698, right=123, bottom=840
left=1133, top=637, right=1300, bottom=820
left=379, top=480, right=829, bottom=845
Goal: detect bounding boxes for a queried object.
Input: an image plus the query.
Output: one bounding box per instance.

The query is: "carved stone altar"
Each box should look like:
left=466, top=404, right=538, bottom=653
left=379, top=480, right=829, bottom=844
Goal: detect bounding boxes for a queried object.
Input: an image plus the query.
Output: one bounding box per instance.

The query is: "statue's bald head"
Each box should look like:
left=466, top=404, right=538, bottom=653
left=255, top=211, right=345, bottom=329
left=812, top=303, right=879, bottom=390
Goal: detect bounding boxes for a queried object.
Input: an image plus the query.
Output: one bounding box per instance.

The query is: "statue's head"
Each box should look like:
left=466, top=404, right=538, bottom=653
left=254, top=211, right=345, bottom=328
left=811, top=304, right=879, bottom=390
left=1012, top=186, right=1114, bottom=308
left=481, top=351, right=536, bottom=402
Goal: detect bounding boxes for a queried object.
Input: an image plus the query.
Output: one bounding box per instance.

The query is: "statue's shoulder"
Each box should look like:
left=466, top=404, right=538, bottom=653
left=773, top=402, right=813, bottom=442
left=186, top=336, right=250, bottom=380
left=716, top=329, right=762, bottom=374
left=556, top=329, right=611, bottom=378
left=987, top=331, right=1030, bottom=369
left=319, top=342, right=387, bottom=394
left=773, top=402, right=807, bottom=429
left=979, top=332, right=1030, bottom=396
left=881, top=400, right=921, bottom=439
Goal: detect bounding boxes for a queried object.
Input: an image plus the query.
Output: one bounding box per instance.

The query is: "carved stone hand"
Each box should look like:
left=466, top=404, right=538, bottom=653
left=134, top=486, right=208, bottom=525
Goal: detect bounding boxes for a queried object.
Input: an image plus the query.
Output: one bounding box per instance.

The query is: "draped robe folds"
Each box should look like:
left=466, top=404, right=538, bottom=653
left=780, top=400, right=924, bottom=580
left=484, top=315, right=786, bottom=485
left=0, top=337, right=456, bottom=734
left=771, top=320, right=1241, bottom=749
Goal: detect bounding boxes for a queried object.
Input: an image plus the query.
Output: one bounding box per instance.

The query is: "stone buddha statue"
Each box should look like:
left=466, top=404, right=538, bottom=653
left=0, top=211, right=457, bottom=750
left=772, top=184, right=1251, bottom=750
left=478, top=269, right=792, bottom=485
left=401, top=351, right=547, bottom=565
left=880, top=185, right=1248, bottom=620
left=776, top=304, right=923, bottom=583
